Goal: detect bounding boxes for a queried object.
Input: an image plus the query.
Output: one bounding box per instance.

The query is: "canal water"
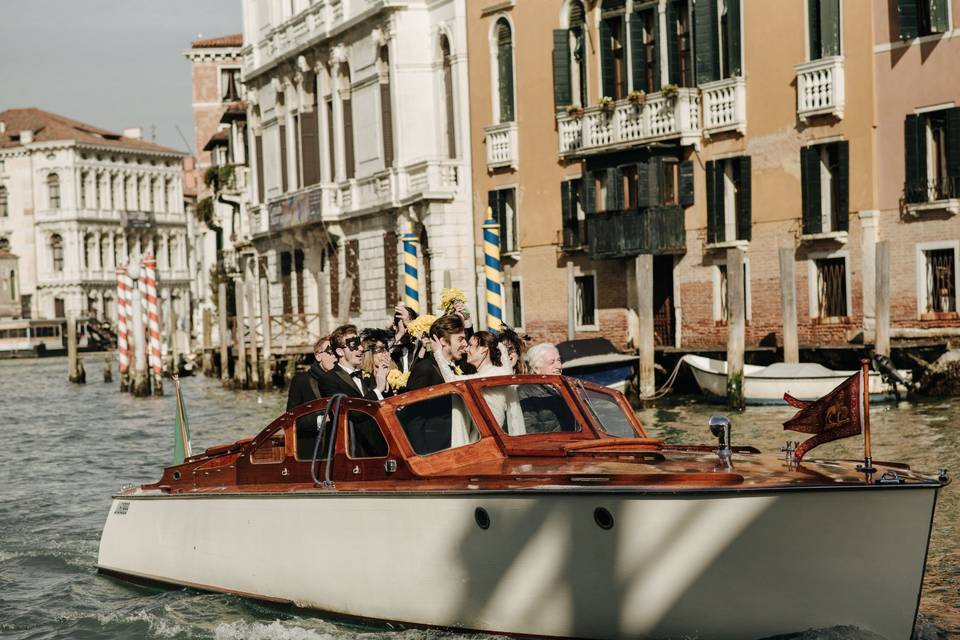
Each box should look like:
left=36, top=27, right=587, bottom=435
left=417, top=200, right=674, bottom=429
left=0, top=356, right=956, bottom=639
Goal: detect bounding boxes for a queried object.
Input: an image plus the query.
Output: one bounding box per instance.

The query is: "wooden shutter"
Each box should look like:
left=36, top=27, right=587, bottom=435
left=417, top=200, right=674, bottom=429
left=582, top=170, right=596, bottom=214
left=705, top=160, right=720, bottom=243
left=553, top=30, right=572, bottom=108
left=561, top=180, right=572, bottom=225
left=930, top=0, right=949, bottom=33
left=605, top=168, right=621, bottom=211
left=383, top=231, right=399, bottom=309
left=897, top=0, right=919, bottom=39
left=343, top=98, right=355, bottom=179
left=498, top=22, right=515, bottom=122
left=807, top=0, right=822, bottom=58
left=329, top=242, right=340, bottom=315
left=255, top=134, right=265, bottom=202
left=300, top=109, right=320, bottom=186
left=801, top=146, right=822, bottom=234
left=679, top=159, right=694, bottom=208
left=279, top=124, right=288, bottom=193
left=694, top=0, right=719, bottom=84
left=666, top=1, right=681, bottom=85
left=600, top=19, right=615, bottom=97
left=945, top=108, right=960, bottom=198
left=346, top=239, right=361, bottom=314
left=629, top=16, right=645, bottom=92
left=819, top=0, right=840, bottom=56
left=904, top=114, right=926, bottom=203
left=835, top=141, right=849, bottom=232
left=727, top=0, right=742, bottom=76
left=735, top=156, right=752, bottom=241
left=381, top=82, right=395, bottom=166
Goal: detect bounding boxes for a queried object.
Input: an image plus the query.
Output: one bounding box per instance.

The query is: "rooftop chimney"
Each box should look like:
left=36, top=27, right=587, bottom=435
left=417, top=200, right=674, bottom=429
left=20, top=130, right=33, bottom=144
left=122, top=127, right=143, bottom=140
left=0, top=121, right=6, bottom=134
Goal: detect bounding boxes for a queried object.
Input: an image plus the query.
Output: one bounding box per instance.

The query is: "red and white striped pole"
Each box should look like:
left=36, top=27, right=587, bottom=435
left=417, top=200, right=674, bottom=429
left=116, top=265, right=130, bottom=391
left=142, top=254, right=163, bottom=395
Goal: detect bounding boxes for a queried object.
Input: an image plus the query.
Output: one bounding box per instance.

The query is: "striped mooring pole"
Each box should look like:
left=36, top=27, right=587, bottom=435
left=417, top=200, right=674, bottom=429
left=142, top=254, right=163, bottom=395
left=402, top=232, right=420, bottom=314
left=482, top=213, right=503, bottom=332
left=116, top=265, right=130, bottom=389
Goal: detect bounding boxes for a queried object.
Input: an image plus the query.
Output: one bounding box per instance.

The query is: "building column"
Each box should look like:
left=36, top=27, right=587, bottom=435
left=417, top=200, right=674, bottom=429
left=860, top=210, right=880, bottom=336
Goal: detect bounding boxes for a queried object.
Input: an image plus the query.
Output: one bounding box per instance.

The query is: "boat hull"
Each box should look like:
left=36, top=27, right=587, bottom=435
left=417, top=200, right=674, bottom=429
left=98, top=486, right=936, bottom=639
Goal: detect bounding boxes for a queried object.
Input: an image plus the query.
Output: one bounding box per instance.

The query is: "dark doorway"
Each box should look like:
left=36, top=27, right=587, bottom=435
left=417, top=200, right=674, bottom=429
left=653, top=256, right=675, bottom=346
left=54, top=296, right=65, bottom=319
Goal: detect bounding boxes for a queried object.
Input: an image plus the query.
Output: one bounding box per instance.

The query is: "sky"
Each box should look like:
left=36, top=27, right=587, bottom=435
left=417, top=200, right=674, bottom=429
left=0, top=0, right=242, bottom=153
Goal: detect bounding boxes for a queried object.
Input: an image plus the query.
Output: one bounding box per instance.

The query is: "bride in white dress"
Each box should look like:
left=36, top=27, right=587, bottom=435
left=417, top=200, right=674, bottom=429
left=430, top=331, right=526, bottom=442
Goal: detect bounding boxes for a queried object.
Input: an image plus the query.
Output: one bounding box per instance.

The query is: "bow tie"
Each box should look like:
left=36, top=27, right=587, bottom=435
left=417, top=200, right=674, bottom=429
left=348, top=370, right=362, bottom=379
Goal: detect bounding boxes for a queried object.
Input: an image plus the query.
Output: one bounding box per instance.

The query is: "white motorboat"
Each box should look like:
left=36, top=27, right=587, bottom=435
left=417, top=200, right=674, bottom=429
left=682, top=354, right=910, bottom=405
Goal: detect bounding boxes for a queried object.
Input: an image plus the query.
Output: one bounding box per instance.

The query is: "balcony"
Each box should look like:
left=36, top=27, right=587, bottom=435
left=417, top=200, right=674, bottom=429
left=701, top=76, right=747, bottom=136
left=557, top=89, right=701, bottom=157
left=586, top=206, right=686, bottom=260
left=795, top=56, right=845, bottom=121
left=484, top=122, right=518, bottom=170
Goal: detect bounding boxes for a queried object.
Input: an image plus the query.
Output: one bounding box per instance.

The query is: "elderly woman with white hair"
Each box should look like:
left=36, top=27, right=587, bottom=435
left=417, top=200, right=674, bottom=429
left=525, top=342, right=563, bottom=376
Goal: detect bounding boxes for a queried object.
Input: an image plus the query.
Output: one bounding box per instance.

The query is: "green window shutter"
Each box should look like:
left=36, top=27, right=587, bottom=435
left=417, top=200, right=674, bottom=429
left=487, top=189, right=500, bottom=223
left=808, top=0, right=822, bottom=58
left=705, top=160, right=719, bottom=243
left=735, top=156, right=752, bottom=241
left=279, top=123, right=288, bottom=192
left=897, top=0, right=919, bottom=39
left=835, top=141, right=849, bottom=232
left=694, top=0, right=719, bottom=84
left=679, top=159, right=694, bottom=208
left=583, top=170, right=596, bottom=214
left=930, top=0, right=949, bottom=33
left=636, top=160, right=651, bottom=207
left=600, top=19, right=615, bottom=98
left=497, top=22, right=515, bottom=122
left=561, top=180, right=572, bottom=225
left=801, top=146, right=822, bottom=234
left=819, top=0, right=840, bottom=57
left=666, top=1, right=681, bottom=85
left=904, top=114, right=926, bottom=203
left=727, top=0, right=742, bottom=76
left=649, top=157, right=664, bottom=206
left=944, top=108, right=960, bottom=198
left=605, top=168, right=622, bottom=210
left=629, top=16, right=647, bottom=92
left=553, top=30, right=572, bottom=109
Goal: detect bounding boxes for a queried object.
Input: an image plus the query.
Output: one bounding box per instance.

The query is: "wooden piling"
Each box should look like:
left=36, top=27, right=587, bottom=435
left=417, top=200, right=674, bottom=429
left=67, top=314, right=85, bottom=384
left=726, top=247, right=746, bottom=409
left=259, top=275, right=273, bottom=387
left=635, top=255, right=655, bottom=399
left=130, top=269, right=150, bottom=397
left=103, top=353, right=112, bottom=383
left=233, top=276, right=248, bottom=389
left=566, top=261, right=576, bottom=341
left=218, top=281, right=230, bottom=387
left=201, top=308, right=213, bottom=376
left=779, top=248, right=799, bottom=363
left=876, top=240, right=891, bottom=357
left=167, top=294, right=178, bottom=375
left=245, top=275, right=260, bottom=389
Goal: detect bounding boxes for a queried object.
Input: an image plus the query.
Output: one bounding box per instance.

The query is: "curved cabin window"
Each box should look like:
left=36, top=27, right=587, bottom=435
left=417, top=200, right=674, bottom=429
left=575, top=386, right=637, bottom=438
left=347, top=411, right=388, bottom=459
left=250, top=427, right=287, bottom=464
left=294, top=409, right=332, bottom=462
left=480, top=383, right=581, bottom=436
left=396, top=392, right=480, bottom=456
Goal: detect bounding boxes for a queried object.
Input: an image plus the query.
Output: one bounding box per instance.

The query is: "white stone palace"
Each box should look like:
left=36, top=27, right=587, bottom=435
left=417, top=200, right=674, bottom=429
left=0, top=108, right=190, bottom=322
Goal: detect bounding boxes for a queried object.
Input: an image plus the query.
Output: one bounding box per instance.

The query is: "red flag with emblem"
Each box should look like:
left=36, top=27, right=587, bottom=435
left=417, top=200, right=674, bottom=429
left=783, top=369, right=864, bottom=462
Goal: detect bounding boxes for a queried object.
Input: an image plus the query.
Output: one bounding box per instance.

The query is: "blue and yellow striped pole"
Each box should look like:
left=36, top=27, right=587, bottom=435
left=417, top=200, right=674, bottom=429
left=402, top=232, right=420, bottom=314
left=482, top=212, right=503, bottom=332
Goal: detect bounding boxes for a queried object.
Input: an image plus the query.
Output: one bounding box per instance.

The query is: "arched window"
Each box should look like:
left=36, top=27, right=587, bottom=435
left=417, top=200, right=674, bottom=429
left=99, top=234, right=109, bottom=269
left=340, top=63, right=356, bottom=180
left=440, top=36, right=457, bottom=159
left=149, top=177, right=156, bottom=212
left=95, top=172, right=102, bottom=209
left=0, top=237, right=9, bottom=251
left=83, top=233, right=95, bottom=269
left=8, top=270, right=15, bottom=301
left=136, top=176, right=143, bottom=210
left=47, top=174, right=61, bottom=209
left=80, top=172, right=88, bottom=209
left=493, top=19, right=515, bottom=123
left=0, top=185, right=8, bottom=217
left=163, top=178, right=171, bottom=212
left=50, top=234, right=64, bottom=272
left=124, top=177, right=133, bottom=210
left=599, top=0, right=627, bottom=100
left=167, top=235, right=175, bottom=270
left=378, top=46, right=394, bottom=167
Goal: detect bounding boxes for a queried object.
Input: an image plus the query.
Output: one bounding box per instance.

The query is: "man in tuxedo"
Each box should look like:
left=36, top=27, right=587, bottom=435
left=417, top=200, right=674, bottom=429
left=286, top=336, right=338, bottom=411
left=402, top=315, right=468, bottom=454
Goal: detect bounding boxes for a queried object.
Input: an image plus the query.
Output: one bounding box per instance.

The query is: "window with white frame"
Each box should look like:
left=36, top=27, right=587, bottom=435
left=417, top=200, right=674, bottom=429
left=47, top=174, right=60, bottom=209
left=706, top=156, right=751, bottom=243
left=575, top=272, right=598, bottom=329
left=50, top=234, right=64, bottom=272
left=917, top=242, right=958, bottom=317
left=801, top=141, right=849, bottom=235
left=492, top=17, right=516, bottom=123
left=809, top=254, right=849, bottom=318
left=713, top=259, right=751, bottom=322
left=220, top=67, right=242, bottom=102
left=807, top=0, right=841, bottom=60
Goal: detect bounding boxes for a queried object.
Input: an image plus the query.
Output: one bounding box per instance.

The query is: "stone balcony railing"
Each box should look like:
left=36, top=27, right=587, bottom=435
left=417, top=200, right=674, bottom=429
left=795, top=56, right=845, bottom=121
left=557, top=88, right=701, bottom=156
left=484, top=122, right=519, bottom=170
left=701, top=76, right=747, bottom=136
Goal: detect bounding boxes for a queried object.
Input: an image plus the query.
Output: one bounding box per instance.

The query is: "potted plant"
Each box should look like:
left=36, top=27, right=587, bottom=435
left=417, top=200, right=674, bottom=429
left=662, top=83, right=680, bottom=99
left=599, top=96, right=616, bottom=115
left=564, top=103, right=585, bottom=119
left=627, top=89, right=646, bottom=105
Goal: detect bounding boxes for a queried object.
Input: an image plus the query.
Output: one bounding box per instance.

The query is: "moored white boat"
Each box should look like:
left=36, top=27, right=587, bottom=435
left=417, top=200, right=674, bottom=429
left=682, top=354, right=910, bottom=405
left=97, top=375, right=946, bottom=639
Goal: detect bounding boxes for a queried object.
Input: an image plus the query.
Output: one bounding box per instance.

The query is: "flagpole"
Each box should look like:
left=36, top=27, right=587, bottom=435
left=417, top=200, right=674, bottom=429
left=859, top=358, right=876, bottom=473
left=173, top=372, right=191, bottom=460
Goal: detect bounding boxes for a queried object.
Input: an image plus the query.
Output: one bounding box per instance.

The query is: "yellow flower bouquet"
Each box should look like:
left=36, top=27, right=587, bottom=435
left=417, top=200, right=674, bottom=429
left=406, top=314, right=437, bottom=339
left=386, top=369, right=410, bottom=391
left=439, top=287, right=467, bottom=314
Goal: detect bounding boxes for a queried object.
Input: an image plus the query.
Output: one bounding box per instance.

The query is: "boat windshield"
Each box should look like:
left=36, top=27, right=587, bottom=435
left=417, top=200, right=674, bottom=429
left=574, top=386, right=638, bottom=438
left=479, top=383, right=581, bottom=436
